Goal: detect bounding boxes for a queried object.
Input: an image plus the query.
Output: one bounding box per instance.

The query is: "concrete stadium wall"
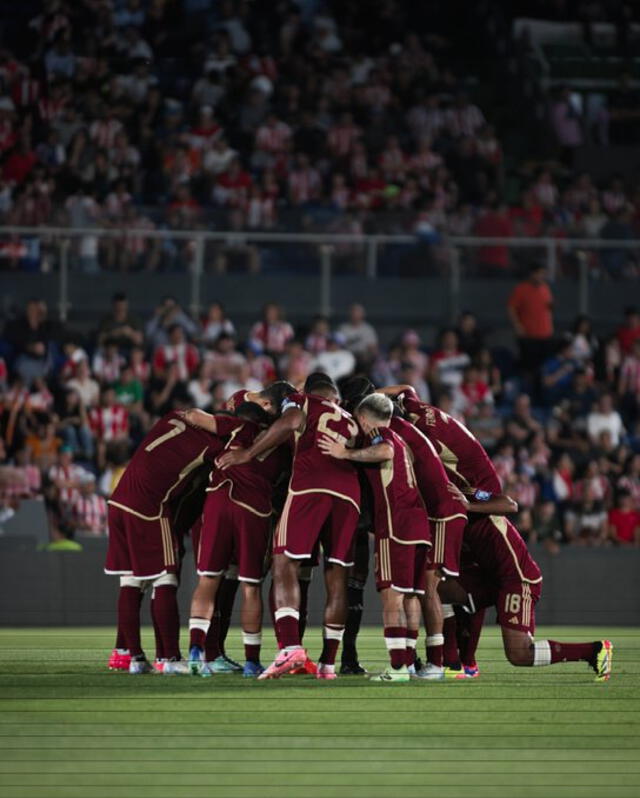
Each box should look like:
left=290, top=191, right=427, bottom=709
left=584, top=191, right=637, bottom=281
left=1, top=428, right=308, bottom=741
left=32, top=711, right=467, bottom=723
left=0, top=541, right=637, bottom=628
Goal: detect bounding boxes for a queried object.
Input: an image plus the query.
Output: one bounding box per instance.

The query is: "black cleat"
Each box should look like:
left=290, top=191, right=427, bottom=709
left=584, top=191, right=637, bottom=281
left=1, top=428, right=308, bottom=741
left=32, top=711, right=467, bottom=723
left=340, top=662, right=368, bottom=675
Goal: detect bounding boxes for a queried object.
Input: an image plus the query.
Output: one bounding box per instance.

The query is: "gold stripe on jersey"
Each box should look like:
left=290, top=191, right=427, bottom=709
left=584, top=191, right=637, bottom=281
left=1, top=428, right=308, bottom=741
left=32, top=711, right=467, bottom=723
left=205, top=479, right=273, bottom=518
left=380, top=447, right=431, bottom=547
left=288, top=487, right=360, bottom=513
left=428, top=513, right=468, bottom=523
left=490, top=515, right=543, bottom=584
left=522, top=583, right=532, bottom=627
left=379, top=538, right=390, bottom=581
left=437, top=441, right=470, bottom=487
left=108, top=448, right=209, bottom=520
left=160, top=517, right=174, bottom=567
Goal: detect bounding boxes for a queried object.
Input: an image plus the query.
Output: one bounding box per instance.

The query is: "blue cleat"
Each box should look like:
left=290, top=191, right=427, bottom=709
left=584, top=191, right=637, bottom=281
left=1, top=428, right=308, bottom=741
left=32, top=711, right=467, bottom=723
left=243, top=660, right=265, bottom=679
left=188, top=645, right=206, bottom=675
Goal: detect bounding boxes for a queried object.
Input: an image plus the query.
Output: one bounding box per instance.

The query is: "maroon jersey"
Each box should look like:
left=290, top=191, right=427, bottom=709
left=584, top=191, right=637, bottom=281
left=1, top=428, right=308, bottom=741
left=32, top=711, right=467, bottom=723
left=207, top=420, right=290, bottom=516
left=397, top=387, right=501, bottom=493
left=282, top=392, right=360, bottom=510
left=364, top=426, right=431, bottom=544
left=224, top=390, right=250, bottom=412
left=465, top=515, right=542, bottom=585
left=110, top=411, right=239, bottom=518
left=390, top=416, right=467, bottom=522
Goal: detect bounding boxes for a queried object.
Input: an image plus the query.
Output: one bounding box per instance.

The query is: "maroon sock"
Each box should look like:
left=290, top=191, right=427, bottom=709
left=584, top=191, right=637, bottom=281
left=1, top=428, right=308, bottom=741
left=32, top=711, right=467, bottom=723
left=150, top=597, right=164, bottom=659
left=298, top=579, right=311, bottom=641
left=443, top=615, right=460, bottom=667
left=549, top=640, right=598, bottom=665
left=216, top=577, right=239, bottom=657
left=118, top=586, right=143, bottom=657
left=244, top=644, right=261, bottom=662
left=275, top=610, right=301, bottom=648
left=384, top=626, right=407, bottom=670
left=115, top=625, right=126, bottom=650
left=406, top=629, right=418, bottom=667
left=152, top=585, right=180, bottom=660
left=190, top=622, right=208, bottom=650
left=460, top=609, right=485, bottom=665
left=319, top=625, right=343, bottom=666
left=426, top=634, right=444, bottom=667
left=204, top=612, right=222, bottom=660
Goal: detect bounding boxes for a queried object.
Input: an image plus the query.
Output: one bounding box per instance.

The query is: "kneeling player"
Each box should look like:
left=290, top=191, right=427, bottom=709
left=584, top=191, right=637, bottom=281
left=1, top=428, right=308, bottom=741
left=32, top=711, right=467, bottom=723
left=441, top=510, right=613, bottom=681
left=320, top=393, right=432, bottom=683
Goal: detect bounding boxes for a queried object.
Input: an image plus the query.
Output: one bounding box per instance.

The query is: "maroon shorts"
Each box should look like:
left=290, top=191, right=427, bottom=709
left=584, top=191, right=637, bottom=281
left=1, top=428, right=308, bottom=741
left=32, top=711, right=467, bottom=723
left=197, top=487, right=270, bottom=583
left=459, top=567, right=541, bottom=636
left=273, top=491, right=358, bottom=566
left=427, top=515, right=467, bottom=577
left=496, top=580, right=541, bottom=636
left=105, top=504, right=177, bottom=579
left=375, top=536, right=429, bottom=594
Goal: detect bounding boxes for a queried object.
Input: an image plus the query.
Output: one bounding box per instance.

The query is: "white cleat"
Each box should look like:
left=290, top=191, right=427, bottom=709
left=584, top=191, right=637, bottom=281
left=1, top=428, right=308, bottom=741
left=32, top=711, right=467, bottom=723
left=129, top=656, right=154, bottom=675
left=414, top=663, right=445, bottom=681
left=162, top=659, right=192, bottom=675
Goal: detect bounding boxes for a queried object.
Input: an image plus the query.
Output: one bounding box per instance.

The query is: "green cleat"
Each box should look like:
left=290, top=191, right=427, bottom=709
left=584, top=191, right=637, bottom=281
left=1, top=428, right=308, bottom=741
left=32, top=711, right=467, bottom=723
left=370, top=665, right=410, bottom=683
left=593, top=640, right=613, bottom=682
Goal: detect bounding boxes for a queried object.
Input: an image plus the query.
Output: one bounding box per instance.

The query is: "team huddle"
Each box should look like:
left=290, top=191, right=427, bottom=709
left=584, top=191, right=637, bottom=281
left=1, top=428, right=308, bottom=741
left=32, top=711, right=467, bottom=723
left=104, top=373, right=613, bottom=682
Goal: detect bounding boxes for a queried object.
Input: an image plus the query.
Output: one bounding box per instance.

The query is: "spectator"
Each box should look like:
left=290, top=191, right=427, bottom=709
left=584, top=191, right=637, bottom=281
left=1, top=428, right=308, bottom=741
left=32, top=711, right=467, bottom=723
left=339, top=304, right=378, bottom=368
left=153, top=324, right=200, bottom=381
left=429, top=329, right=470, bottom=393
left=616, top=306, right=640, bottom=355
left=508, top=264, right=554, bottom=376
left=474, top=201, right=514, bottom=274
left=608, top=490, right=640, bottom=546
left=201, top=301, right=236, bottom=344
left=55, top=389, right=93, bottom=459
left=249, top=303, right=294, bottom=356
left=97, top=293, right=144, bottom=351
left=66, top=359, right=100, bottom=409
left=68, top=473, right=108, bottom=537
left=565, top=484, right=608, bottom=546
left=541, top=340, right=580, bottom=406
left=312, top=333, right=356, bottom=382
left=587, top=394, right=625, bottom=448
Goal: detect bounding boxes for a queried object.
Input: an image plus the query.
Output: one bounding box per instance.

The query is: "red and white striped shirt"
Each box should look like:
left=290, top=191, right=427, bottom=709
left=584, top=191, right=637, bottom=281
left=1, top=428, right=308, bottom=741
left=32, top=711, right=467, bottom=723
left=89, top=118, right=123, bottom=149
left=153, top=343, right=199, bottom=381
left=93, top=351, right=125, bottom=384
left=620, top=355, right=640, bottom=395
left=328, top=124, right=360, bottom=157
left=249, top=320, right=294, bottom=354
left=88, top=405, right=129, bottom=441
left=288, top=167, right=321, bottom=204
left=12, top=76, right=40, bottom=108
left=69, top=492, right=108, bottom=536
left=255, top=121, right=291, bottom=153
left=48, top=463, right=87, bottom=505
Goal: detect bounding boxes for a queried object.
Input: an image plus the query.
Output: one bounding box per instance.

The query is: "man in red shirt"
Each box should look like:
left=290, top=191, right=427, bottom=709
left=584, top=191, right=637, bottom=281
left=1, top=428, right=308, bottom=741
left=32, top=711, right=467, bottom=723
left=508, top=264, right=555, bottom=378
left=616, top=306, right=640, bottom=355
left=608, top=491, right=640, bottom=545
left=474, top=201, right=513, bottom=273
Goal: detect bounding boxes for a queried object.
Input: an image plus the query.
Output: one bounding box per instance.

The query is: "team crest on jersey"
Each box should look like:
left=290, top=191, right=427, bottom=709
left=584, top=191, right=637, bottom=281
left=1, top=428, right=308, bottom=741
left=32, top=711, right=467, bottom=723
left=421, top=406, right=437, bottom=427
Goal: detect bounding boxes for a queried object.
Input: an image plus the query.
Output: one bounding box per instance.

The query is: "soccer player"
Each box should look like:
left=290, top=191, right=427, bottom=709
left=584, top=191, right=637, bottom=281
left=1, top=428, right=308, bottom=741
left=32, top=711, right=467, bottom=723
left=343, top=378, right=468, bottom=678
left=319, top=393, right=432, bottom=682
left=181, top=402, right=290, bottom=678
left=218, top=372, right=360, bottom=680
left=104, top=408, right=240, bottom=673
left=440, top=502, right=613, bottom=681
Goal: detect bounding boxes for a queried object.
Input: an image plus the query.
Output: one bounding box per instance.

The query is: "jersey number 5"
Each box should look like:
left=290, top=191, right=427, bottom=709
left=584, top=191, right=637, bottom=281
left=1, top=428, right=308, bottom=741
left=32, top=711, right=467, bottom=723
left=144, top=419, right=186, bottom=452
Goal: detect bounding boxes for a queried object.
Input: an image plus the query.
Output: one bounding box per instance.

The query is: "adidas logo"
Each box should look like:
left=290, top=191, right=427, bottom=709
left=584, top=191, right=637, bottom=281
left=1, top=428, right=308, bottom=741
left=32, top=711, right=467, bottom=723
left=508, top=616, right=519, bottom=624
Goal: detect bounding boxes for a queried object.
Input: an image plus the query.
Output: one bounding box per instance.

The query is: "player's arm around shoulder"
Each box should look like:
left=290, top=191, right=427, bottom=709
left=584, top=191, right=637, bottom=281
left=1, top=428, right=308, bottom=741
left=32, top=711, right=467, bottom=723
left=180, top=408, right=218, bottom=433
left=451, top=483, right=518, bottom=515
left=218, top=403, right=305, bottom=470
left=318, top=430, right=393, bottom=463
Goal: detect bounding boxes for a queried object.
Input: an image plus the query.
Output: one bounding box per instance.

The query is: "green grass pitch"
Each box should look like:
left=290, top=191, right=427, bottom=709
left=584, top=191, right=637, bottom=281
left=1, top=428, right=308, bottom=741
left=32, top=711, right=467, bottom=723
left=0, top=626, right=638, bottom=798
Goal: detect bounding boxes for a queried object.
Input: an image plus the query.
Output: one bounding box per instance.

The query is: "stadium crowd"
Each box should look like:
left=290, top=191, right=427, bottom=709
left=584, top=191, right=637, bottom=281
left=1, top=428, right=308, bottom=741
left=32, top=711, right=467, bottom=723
left=0, top=1, right=639, bottom=276
left=0, top=287, right=639, bottom=547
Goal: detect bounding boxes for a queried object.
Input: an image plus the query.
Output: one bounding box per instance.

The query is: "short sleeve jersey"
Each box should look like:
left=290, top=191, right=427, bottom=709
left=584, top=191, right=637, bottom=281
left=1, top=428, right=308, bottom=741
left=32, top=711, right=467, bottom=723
left=224, top=390, right=250, bottom=412
left=363, top=426, right=430, bottom=545
left=390, top=416, right=467, bottom=522
left=283, top=392, right=360, bottom=510
left=110, top=411, right=239, bottom=518
left=464, top=515, right=542, bottom=585
left=398, top=388, right=501, bottom=494
left=207, top=420, right=290, bottom=516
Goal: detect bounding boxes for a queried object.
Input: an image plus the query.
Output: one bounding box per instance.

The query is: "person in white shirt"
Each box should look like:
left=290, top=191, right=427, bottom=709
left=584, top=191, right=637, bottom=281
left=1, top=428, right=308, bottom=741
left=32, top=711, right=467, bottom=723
left=587, top=394, right=625, bottom=447
left=339, top=303, right=378, bottom=365
left=312, top=333, right=356, bottom=381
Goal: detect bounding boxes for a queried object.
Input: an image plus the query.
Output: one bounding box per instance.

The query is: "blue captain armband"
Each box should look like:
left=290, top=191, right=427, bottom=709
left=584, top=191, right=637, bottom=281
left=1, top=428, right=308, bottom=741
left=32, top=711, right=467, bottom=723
left=473, top=490, right=493, bottom=502
left=371, top=434, right=384, bottom=445
left=281, top=398, right=301, bottom=413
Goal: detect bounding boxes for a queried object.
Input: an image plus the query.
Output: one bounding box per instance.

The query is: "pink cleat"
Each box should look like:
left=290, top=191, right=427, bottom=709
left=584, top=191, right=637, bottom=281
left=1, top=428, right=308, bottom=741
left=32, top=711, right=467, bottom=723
left=316, top=663, right=337, bottom=681
left=258, top=647, right=308, bottom=680
left=108, top=649, right=131, bottom=671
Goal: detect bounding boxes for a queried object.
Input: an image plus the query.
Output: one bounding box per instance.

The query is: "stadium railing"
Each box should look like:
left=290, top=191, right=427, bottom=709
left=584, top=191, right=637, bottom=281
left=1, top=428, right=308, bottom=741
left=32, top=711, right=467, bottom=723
left=0, top=225, right=638, bottom=322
